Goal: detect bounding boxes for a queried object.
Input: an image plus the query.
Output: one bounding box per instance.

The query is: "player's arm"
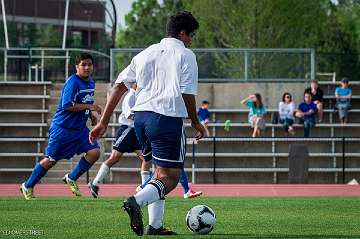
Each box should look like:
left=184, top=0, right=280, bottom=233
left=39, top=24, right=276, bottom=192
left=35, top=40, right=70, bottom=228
left=89, top=111, right=98, bottom=126
left=180, top=51, right=205, bottom=140
left=100, top=83, right=128, bottom=126
left=65, top=103, right=102, bottom=115
left=89, top=83, right=128, bottom=143
left=89, top=58, right=136, bottom=143
left=182, top=94, right=204, bottom=140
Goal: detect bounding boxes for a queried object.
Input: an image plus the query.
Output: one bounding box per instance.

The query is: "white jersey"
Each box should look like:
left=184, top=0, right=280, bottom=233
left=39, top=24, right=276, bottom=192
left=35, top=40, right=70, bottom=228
left=118, top=88, right=136, bottom=127
left=115, top=38, right=198, bottom=118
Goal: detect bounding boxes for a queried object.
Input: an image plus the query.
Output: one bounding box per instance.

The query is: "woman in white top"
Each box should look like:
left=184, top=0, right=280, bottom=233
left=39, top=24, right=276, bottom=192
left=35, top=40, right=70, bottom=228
left=278, top=92, right=296, bottom=135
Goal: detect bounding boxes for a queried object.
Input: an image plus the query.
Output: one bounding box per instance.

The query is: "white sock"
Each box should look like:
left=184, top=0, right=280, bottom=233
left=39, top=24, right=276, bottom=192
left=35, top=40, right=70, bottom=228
left=134, top=181, right=164, bottom=208
left=148, top=199, right=165, bottom=229
left=93, top=163, right=110, bottom=186
left=141, top=171, right=151, bottom=184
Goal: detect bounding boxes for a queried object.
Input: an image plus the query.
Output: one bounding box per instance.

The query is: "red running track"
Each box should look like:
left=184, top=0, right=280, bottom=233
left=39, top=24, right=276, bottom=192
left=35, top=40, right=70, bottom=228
left=1, top=184, right=360, bottom=197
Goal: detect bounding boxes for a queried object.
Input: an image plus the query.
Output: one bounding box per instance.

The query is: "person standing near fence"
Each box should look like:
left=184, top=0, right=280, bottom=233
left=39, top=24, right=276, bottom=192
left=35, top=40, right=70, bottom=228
left=335, top=78, right=352, bottom=124
left=20, top=53, right=102, bottom=200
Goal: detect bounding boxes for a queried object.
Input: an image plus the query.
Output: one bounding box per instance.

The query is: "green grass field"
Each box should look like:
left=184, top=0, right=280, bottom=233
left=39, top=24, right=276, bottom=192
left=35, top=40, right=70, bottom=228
left=1, top=196, right=360, bottom=238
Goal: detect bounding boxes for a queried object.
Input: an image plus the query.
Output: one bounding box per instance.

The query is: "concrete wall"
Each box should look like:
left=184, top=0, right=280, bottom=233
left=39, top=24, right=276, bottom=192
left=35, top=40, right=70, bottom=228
left=197, top=82, right=308, bottom=109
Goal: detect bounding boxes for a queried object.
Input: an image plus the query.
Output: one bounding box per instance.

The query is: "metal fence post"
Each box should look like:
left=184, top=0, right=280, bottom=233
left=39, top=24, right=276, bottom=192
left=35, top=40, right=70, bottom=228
left=310, top=48, right=316, bottom=80
left=65, top=50, right=69, bottom=80
left=41, top=50, right=45, bottom=82
left=213, top=137, right=217, bottom=184
left=244, top=50, right=248, bottom=81
left=342, top=137, right=345, bottom=184
left=28, top=47, right=32, bottom=82
left=192, top=140, right=196, bottom=184
left=110, top=49, right=114, bottom=82
left=3, top=49, right=7, bottom=81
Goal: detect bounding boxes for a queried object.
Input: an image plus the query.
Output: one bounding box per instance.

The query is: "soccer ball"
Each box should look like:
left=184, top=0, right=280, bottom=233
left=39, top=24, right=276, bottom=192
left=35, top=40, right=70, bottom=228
left=186, top=205, right=216, bottom=234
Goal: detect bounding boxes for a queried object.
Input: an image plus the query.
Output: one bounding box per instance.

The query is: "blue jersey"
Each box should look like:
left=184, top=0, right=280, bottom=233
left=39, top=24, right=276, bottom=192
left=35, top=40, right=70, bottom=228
left=298, top=101, right=317, bottom=124
left=335, top=87, right=352, bottom=104
left=197, top=107, right=210, bottom=121
left=51, top=74, right=95, bottom=130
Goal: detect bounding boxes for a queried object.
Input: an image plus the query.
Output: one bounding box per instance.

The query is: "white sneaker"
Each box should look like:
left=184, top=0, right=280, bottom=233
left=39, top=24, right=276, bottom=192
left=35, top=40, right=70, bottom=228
left=184, top=189, right=202, bottom=199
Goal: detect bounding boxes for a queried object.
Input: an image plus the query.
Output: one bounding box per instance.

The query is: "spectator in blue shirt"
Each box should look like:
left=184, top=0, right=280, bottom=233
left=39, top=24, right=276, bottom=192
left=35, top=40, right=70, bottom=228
left=295, top=91, right=318, bottom=137
left=197, top=100, right=210, bottom=136
left=335, top=78, right=352, bottom=124
left=241, top=93, right=267, bottom=137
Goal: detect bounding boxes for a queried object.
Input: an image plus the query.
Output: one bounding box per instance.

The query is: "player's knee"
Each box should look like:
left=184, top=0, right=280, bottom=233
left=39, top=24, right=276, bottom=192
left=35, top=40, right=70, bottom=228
left=85, top=149, right=100, bottom=163
left=40, top=158, right=56, bottom=170
left=106, top=153, right=121, bottom=167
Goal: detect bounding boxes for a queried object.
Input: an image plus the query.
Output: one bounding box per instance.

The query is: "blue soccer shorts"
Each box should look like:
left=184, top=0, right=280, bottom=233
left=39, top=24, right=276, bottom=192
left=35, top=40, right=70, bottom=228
left=133, top=111, right=186, bottom=168
left=112, top=125, right=141, bottom=153
left=45, top=124, right=99, bottom=161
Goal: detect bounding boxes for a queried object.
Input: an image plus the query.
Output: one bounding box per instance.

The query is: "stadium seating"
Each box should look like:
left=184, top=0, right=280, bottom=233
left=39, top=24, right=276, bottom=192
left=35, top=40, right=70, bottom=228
left=1, top=81, right=360, bottom=183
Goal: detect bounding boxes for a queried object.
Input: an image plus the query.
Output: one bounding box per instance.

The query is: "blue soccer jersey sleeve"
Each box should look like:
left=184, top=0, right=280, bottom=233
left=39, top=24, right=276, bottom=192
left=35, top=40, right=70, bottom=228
left=61, top=78, right=78, bottom=109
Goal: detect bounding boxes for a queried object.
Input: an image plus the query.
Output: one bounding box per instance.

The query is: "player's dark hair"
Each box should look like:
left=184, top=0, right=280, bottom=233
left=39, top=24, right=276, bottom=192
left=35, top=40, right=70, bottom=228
left=253, top=93, right=263, bottom=109
left=282, top=92, right=292, bottom=102
left=75, top=53, right=93, bottom=65
left=202, top=100, right=210, bottom=105
left=167, top=11, right=199, bottom=38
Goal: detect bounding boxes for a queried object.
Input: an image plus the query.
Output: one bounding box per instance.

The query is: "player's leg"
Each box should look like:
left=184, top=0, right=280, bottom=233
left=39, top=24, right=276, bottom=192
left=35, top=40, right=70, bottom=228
left=88, top=149, right=122, bottom=198
left=181, top=167, right=202, bottom=199
left=123, top=112, right=184, bottom=235
left=143, top=166, right=181, bottom=235
left=20, top=157, right=56, bottom=200
left=135, top=150, right=152, bottom=185
left=64, top=127, right=100, bottom=196
left=21, top=125, right=70, bottom=200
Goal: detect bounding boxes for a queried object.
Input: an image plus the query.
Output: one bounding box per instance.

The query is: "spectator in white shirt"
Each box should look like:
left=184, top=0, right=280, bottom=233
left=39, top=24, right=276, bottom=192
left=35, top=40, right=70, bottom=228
left=278, top=92, right=296, bottom=135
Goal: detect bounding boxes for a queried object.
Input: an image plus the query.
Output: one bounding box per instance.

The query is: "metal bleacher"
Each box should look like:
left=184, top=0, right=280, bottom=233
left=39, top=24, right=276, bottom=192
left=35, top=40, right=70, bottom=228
left=0, top=81, right=51, bottom=182
left=1, top=78, right=360, bottom=183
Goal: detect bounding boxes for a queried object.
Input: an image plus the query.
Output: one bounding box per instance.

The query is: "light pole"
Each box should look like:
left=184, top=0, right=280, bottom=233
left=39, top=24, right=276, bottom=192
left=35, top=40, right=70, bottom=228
left=84, top=9, right=92, bottom=48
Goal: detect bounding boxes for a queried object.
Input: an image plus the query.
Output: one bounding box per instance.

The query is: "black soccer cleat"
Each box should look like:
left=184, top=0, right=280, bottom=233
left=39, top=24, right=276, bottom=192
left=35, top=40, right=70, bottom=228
left=123, top=196, right=144, bottom=236
left=146, top=225, right=178, bottom=235
left=88, top=181, right=99, bottom=198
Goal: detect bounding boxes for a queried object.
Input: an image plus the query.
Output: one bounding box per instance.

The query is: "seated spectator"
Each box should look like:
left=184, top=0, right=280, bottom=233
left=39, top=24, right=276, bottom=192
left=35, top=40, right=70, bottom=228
left=305, top=79, right=324, bottom=123
left=295, top=91, right=317, bottom=137
left=335, top=78, right=352, bottom=124
left=241, top=93, right=266, bottom=137
left=197, top=100, right=210, bottom=137
left=278, top=92, right=296, bottom=135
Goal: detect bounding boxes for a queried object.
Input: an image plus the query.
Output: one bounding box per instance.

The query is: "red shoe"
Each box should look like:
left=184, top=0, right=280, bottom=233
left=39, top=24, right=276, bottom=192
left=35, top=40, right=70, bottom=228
left=184, top=189, right=202, bottom=199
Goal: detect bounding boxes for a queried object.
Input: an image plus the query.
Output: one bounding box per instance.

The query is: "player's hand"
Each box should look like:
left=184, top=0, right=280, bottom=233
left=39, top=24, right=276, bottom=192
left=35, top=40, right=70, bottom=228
left=192, top=121, right=206, bottom=141
left=90, top=105, right=102, bottom=115
left=89, top=122, right=107, bottom=144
